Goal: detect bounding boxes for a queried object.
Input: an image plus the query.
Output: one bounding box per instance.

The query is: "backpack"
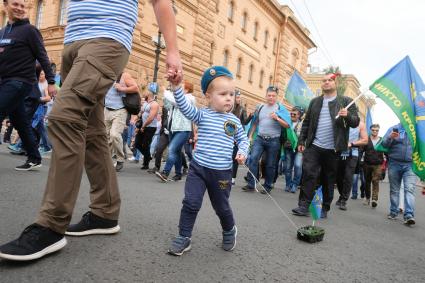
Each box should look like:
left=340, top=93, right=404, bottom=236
left=117, top=73, right=141, bottom=115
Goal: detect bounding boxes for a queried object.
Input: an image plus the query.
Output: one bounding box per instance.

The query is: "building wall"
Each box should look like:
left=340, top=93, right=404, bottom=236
left=0, top=0, right=315, bottom=111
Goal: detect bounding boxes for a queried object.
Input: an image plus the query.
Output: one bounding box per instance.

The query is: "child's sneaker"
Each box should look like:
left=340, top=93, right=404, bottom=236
left=222, top=226, right=237, bottom=251
left=168, top=235, right=191, bottom=256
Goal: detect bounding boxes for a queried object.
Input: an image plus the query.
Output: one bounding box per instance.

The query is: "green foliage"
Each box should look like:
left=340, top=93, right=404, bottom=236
left=324, top=66, right=347, bottom=96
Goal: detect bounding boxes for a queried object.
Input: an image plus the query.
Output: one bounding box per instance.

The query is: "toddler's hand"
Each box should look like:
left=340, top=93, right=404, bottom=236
left=235, top=154, right=246, bottom=165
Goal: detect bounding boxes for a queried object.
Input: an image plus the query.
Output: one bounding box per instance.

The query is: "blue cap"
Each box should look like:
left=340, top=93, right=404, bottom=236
left=201, top=66, right=234, bottom=94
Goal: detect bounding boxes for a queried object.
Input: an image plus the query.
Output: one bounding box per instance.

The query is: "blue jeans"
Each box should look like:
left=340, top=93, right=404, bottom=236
left=0, top=80, right=41, bottom=163
left=388, top=162, right=417, bottom=219
left=163, top=131, right=190, bottom=175
left=247, top=136, right=281, bottom=190
left=127, top=123, right=141, bottom=160
left=284, top=149, right=303, bottom=191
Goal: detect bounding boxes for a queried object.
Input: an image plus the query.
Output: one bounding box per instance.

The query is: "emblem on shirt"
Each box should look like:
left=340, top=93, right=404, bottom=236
left=218, top=180, right=229, bottom=190
left=209, top=68, right=216, bottom=76
left=224, top=120, right=237, bottom=137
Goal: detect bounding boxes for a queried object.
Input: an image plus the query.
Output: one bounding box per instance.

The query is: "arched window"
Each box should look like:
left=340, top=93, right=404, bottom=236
left=264, top=30, right=269, bottom=48
left=273, top=37, right=277, bottom=54
left=58, top=0, right=69, bottom=25
left=253, top=21, right=258, bottom=40
left=291, top=48, right=299, bottom=69
left=241, top=12, right=247, bottom=31
left=2, top=12, right=7, bottom=27
left=35, top=0, right=44, bottom=29
left=236, top=57, right=242, bottom=78
left=223, top=49, right=229, bottom=67
left=269, top=75, right=273, bottom=86
left=248, top=64, right=254, bottom=83
left=209, top=42, right=216, bottom=65
left=227, top=1, right=234, bottom=21
left=259, top=70, right=264, bottom=88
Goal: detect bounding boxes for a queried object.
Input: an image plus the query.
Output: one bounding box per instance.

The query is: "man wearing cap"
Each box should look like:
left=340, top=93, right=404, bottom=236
left=242, top=86, right=290, bottom=194
left=283, top=106, right=304, bottom=193
left=292, top=73, right=359, bottom=218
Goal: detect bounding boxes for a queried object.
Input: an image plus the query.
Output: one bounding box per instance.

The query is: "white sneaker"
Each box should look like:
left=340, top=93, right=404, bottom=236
left=231, top=178, right=235, bottom=185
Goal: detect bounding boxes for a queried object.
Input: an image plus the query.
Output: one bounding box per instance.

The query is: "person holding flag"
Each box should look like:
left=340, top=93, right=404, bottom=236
left=292, top=73, right=360, bottom=218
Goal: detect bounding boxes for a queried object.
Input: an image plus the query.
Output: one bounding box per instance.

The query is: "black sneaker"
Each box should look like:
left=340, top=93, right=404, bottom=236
left=182, top=168, right=188, bottom=176
left=0, top=224, right=67, bottom=261
left=387, top=213, right=398, bottom=220
left=241, top=185, right=255, bottom=192
left=339, top=201, right=347, bottom=211
left=292, top=206, right=310, bottom=216
left=115, top=161, right=124, bottom=172
left=172, top=175, right=182, bottom=181
left=404, top=217, right=415, bottom=226
left=222, top=226, right=237, bottom=251
left=155, top=171, right=169, bottom=182
left=15, top=161, right=42, bottom=171
left=65, top=212, right=120, bottom=236
left=335, top=198, right=341, bottom=206
left=140, top=165, right=149, bottom=170
left=168, top=235, right=191, bottom=256
left=371, top=200, right=378, bottom=208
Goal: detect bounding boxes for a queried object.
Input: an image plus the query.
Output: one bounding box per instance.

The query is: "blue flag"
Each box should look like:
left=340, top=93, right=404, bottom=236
left=370, top=56, right=425, bottom=179
left=308, top=186, right=323, bottom=221
left=366, top=107, right=373, bottom=135
left=285, top=70, right=314, bottom=109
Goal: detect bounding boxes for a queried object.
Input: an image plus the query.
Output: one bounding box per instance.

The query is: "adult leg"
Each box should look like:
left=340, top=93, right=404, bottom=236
left=246, top=138, right=265, bottom=189
left=402, top=165, right=417, bottom=220
left=321, top=149, right=338, bottom=211
left=232, top=144, right=239, bottom=179
left=163, top=131, right=190, bottom=176
left=297, top=146, right=322, bottom=208
left=154, top=133, right=169, bottom=170
left=363, top=164, right=373, bottom=201
left=292, top=152, right=303, bottom=192
left=109, top=109, right=127, bottom=163
left=388, top=163, right=402, bottom=217
left=371, top=165, right=382, bottom=202
left=340, top=156, right=358, bottom=203
left=263, top=138, right=280, bottom=191
left=336, top=157, right=346, bottom=201
left=284, top=149, right=295, bottom=191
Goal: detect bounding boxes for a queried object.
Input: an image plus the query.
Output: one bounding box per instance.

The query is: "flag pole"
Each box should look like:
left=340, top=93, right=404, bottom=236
left=335, top=92, right=366, bottom=119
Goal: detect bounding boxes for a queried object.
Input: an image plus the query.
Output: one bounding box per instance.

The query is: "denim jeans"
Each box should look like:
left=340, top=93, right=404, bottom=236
left=388, top=162, right=417, bottom=218
left=247, top=136, right=281, bottom=190
left=0, top=80, right=41, bottom=163
left=163, top=131, right=190, bottom=175
left=284, top=149, right=303, bottom=191
left=352, top=167, right=366, bottom=198
left=127, top=123, right=141, bottom=160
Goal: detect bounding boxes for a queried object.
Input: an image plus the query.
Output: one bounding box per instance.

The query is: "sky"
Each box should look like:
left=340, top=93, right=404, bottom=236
left=278, top=0, right=425, bottom=132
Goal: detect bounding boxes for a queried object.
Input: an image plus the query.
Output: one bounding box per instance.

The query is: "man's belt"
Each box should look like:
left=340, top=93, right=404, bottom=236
left=106, top=107, right=125, bottom=111
left=258, top=135, right=280, bottom=140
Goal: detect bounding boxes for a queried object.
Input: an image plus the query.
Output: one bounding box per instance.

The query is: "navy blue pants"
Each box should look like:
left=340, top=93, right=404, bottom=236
left=0, top=80, right=41, bottom=163
left=178, top=161, right=235, bottom=238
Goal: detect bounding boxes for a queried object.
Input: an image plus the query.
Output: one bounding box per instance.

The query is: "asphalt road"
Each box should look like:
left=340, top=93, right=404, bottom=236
left=0, top=144, right=425, bottom=282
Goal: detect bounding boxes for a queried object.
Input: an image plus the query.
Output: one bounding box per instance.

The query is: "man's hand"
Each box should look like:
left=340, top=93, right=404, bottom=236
left=166, top=50, right=183, bottom=86
left=47, top=84, right=57, bottom=97
left=298, top=145, right=305, bottom=153
left=337, top=108, right=348, bottom=118
left=114, top=83, right=123, bottom=91
left=235, top=154, right=246, bottom=165
left=390, top=131, right=400, bottom=139
left=270, top=112, right=279, bottom=121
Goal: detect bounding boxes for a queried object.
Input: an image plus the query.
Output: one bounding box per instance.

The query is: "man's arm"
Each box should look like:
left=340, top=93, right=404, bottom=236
left=116, top=72, right=139, bottom=93
left=344, top=97, right=360, bottom=128
left=152, top=0, right=182, bottom=84
left=28, top=28, right=55, bottom=85
left=352, top=121, right=368, bottom=147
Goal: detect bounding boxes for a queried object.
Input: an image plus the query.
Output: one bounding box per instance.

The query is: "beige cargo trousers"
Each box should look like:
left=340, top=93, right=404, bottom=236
left=36, top=38, right=129, bottom=234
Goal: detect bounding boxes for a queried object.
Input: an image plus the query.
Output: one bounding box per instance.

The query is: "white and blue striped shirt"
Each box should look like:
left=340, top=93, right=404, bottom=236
left=174, top=87, right=249, bottom=170
left=64, top=0, right=138, bottom=52
left=313, top=96, right=336, bottom=149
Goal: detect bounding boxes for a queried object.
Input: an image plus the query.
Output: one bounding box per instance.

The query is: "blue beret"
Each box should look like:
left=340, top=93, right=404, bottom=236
left=201, top=66, right=234, bottom=94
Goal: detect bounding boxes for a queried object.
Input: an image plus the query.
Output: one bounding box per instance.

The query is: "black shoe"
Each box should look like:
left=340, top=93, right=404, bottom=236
left=172, top=175, right=182, bottom=181
left=155, top=171, right=170, bottom=182
left=351, top=195, right=358, bottom=200
left=404, top=217, right=415, bottom=226
left=321, top=210, right=328, bottom=219
left=182, top=168, right=188, bottom=176
left=244, top=176, right=249, bottom=182
left=15, top=161, right=42, bottom=171
left=115, top=161, right=124, bottom=172
left=292, top=206, right=309, bottom=216
left=241, top=185, right=255, bottom=192
left=140, top=165, right=149, bottom=170
left=0, top=224, right=67, bottom=261
left=65, top=212, right=120, bottom=236
left=147, top=167, right=159, bottom=174
left=371, top=200, right=378, bottom=208
left=339, top=201, right=347, bottom=211
left=335, top=198, right=341, bottom=206
left=260, top=188, right=270, bottom=195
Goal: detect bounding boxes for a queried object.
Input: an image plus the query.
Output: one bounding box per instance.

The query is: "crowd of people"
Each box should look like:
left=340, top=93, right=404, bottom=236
left=0, top=0, right=423, bottom=262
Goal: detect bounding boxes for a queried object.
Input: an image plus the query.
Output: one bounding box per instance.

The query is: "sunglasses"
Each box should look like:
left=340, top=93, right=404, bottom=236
left=290, top=113, right=297, bottom=116
left=267, top=86, right=279, bottom=93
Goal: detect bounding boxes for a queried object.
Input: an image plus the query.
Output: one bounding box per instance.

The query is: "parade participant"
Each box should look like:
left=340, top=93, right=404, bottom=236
left=284, top=106, right=304, bottom=193
left=242, top=86, right=289, bottom=194
left=362, top=124, right=385, bottom=207
left=383, top=124, right=417, bottom=225
left=104, top=72, right=139, bottom=172
left=292, top=73, right=360, bottom=218
left=0, top=0, right=182, bottom=261
left=0, top=0, right=56, bottom=170
left=135, top=90, right=159, bottom=170
left=155, top=81, right=195, bottom=181
left=335, top=121, right=368, bottom=210
left=166, top=66, right=249, bottom=256
left=231, top=89, right=252, bottom=185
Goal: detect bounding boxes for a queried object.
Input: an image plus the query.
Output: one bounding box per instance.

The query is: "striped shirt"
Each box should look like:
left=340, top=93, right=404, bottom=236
left=313, top=96, right=336, bottom=149
left=174, top=87, right=249, bottom=170
left=64, top=0, right=138, bottom=52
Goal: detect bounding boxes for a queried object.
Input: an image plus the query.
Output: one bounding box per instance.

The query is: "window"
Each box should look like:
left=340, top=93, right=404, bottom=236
left=264, top=30, right=269, bottom=48
left=215, top=0, right=220, bottom=12
left=273, top=37, right=277, bottom=54
left=269, top=75, right=273, bottom=86
left=209, top=42, right=215, bottom=65
left=241, top=12, right=247, bottom=31
left=253, top=21, right=258, bottom=40
left=291, top=48, right=299, bottom=69
left=259, top=70, right=264, bottom=88
left=236, top=57, right=242, bottom=78
left=223, top=49, right=229, bottom=67
left=227, top=1, right=234, bottom=21
left=35, top=0, right=43, bottom=29
left=248, top=64, right=254, bottom=83
left=58, top=0, right=69, bottom=25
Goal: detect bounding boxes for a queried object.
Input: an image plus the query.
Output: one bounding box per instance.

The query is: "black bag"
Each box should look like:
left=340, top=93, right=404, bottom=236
left=117, top=73, right=141, bottom=115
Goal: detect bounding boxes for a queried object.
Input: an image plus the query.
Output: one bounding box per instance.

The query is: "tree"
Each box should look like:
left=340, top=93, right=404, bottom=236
left=324, top=66, right=347, bottom=96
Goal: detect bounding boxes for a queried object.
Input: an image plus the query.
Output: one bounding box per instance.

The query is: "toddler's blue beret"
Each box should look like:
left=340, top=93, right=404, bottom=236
left=201, top=66, right=233, bottom=94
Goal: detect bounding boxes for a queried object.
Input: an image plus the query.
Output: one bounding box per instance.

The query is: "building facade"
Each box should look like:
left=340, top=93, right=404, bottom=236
left=0, top=0, right=315, bottom=111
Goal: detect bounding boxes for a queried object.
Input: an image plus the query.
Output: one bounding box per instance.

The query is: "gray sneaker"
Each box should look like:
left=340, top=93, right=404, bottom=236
left=168, top=235, right=191, bottom=256
left=404, top=217, right=415, bottom=226
left=222, top=226, right=237, bottom=251
left=387, top=213, right=397, bottom=220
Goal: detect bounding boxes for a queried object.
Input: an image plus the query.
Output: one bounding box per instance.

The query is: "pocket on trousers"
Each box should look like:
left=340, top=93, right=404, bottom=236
left=70, top=55, right=116, bottom=104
